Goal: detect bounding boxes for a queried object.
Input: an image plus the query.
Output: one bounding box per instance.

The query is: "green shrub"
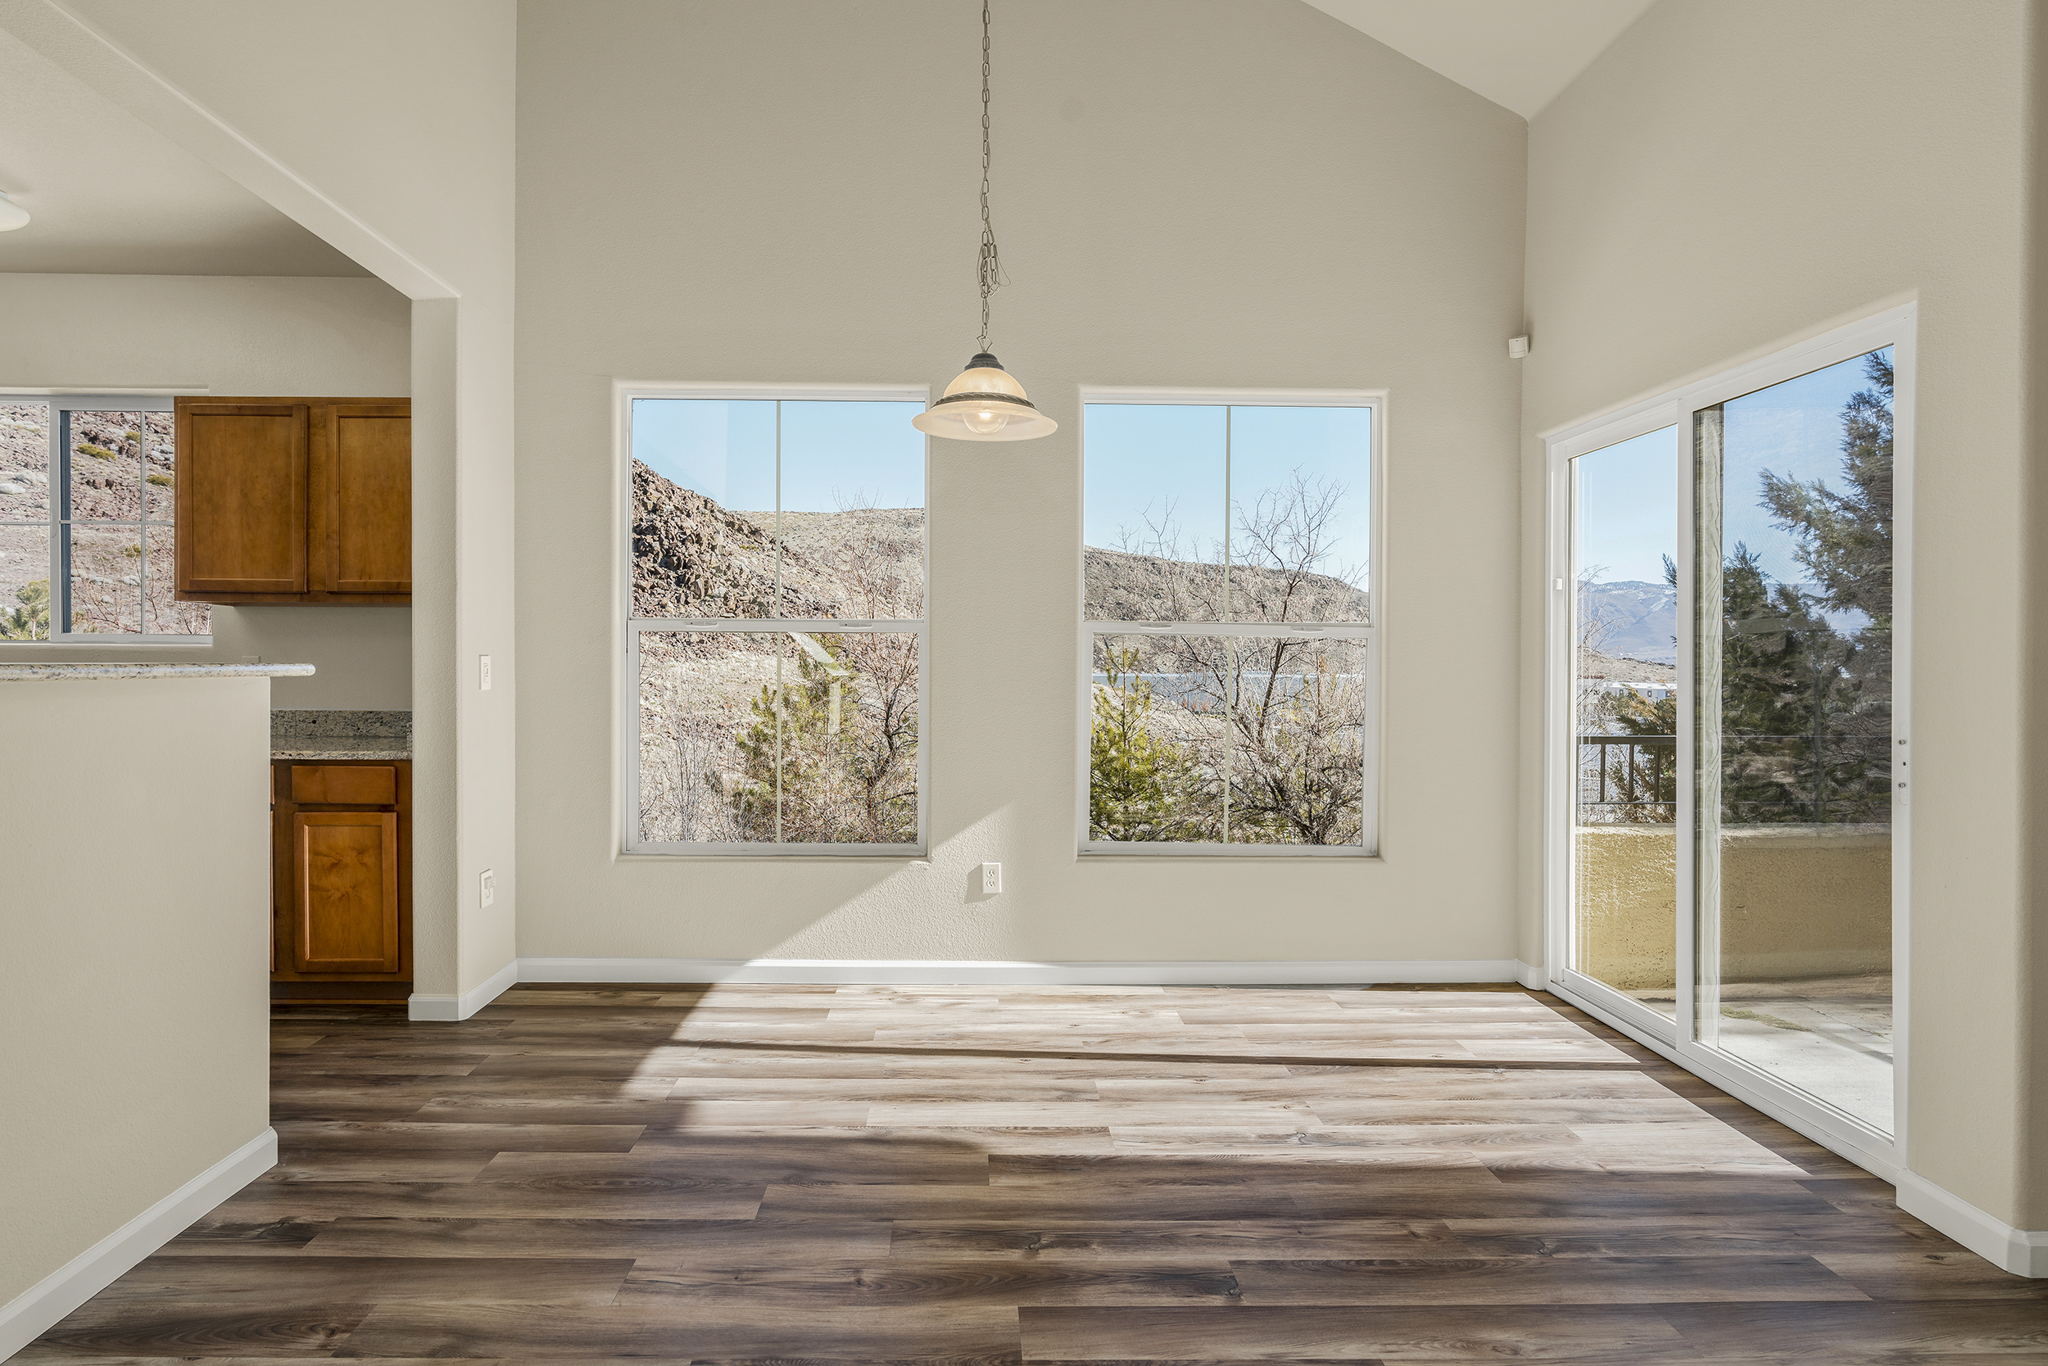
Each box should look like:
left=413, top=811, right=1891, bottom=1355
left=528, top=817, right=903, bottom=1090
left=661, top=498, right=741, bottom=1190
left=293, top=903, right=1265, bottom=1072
left=0, top=579, right=50, bottom=640
left=146, top=472, right=174, bottom=487
left=77, top=443, right=117, bottom=460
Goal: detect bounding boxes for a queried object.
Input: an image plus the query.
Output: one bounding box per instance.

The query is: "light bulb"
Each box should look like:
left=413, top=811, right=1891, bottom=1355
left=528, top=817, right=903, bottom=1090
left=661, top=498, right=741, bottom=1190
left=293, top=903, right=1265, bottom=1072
left=962, top=408, right=1010, bottom=435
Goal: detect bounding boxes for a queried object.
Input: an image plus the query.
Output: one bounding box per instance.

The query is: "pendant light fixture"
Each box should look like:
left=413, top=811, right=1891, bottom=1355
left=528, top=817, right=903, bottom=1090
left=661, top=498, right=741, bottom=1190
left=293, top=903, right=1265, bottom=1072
left=913, top=0, right=1056, bottom=442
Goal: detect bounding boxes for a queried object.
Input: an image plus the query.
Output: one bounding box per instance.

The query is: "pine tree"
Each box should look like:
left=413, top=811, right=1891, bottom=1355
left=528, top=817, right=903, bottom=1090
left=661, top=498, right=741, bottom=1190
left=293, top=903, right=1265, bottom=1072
left=1089, top=646, right=1212, bottom=842
left=729, top=635, right=918, bottom=843
left=0, top=578, right=50, bottom=640
left=1588, top=353, right=1894, bottom=826
left=1735, top=352, right=1894, bottom=823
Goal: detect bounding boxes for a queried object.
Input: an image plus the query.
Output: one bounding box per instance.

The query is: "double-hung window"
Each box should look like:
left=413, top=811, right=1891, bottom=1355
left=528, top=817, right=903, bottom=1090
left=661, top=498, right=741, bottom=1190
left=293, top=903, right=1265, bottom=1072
left=1081, top=391, right=1381, bottom=854
left=0, top=396, right=209, bottom=641
left=623, top=387, right=926, bottom=854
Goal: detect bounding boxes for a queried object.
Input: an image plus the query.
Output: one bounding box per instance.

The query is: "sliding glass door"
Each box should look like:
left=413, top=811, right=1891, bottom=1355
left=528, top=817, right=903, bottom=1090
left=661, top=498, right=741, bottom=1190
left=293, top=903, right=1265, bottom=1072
left=1563, top=427, right=1680, bottom=1022
left=1547, top=307, right=1910, bottom=1167
left=1695, top=347, right=1898, bottom=1133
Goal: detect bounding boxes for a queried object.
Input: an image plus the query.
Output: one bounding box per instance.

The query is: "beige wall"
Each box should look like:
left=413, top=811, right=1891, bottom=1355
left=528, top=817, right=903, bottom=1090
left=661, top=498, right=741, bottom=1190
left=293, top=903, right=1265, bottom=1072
left=1523, top=0, right=2038, bottom=1227
left=18, top=0, right=524, bottom=1003
left=0, top=273, right=412, bottom=709
left=0, top=676, right=271, bottom=1310
left=514, top=0, right=1526, bottom=966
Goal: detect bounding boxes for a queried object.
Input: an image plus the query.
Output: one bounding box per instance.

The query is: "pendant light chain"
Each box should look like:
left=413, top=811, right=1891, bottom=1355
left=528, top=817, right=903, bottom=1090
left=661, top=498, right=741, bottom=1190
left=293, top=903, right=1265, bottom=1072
left=977, top=0, right=1003, bottom=354
left=909, top=0, right=1056, bottom=441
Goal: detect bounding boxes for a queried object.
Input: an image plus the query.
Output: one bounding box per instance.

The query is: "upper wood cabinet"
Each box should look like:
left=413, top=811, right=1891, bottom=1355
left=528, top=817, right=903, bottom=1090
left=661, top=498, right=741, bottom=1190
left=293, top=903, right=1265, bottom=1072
left=175, top=396, right=411, bottom=604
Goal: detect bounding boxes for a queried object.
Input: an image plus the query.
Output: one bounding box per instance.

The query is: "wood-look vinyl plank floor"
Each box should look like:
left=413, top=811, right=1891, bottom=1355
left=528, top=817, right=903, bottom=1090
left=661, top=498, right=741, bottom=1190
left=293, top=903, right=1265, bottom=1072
left=20, top=982, right=2047, bottom=1364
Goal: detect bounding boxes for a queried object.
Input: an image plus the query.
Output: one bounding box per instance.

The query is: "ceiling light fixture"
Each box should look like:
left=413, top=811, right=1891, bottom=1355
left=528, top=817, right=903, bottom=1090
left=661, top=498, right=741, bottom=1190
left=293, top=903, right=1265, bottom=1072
left=0, top=192, right=29, bottom=232
left=913, top=0, right=1055, bottom=443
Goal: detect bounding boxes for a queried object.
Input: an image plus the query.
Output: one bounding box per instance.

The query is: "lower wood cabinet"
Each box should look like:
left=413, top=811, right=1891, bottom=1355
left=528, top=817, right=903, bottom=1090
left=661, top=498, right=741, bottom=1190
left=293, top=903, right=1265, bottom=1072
left=272, top=760, right=411, bottom=1002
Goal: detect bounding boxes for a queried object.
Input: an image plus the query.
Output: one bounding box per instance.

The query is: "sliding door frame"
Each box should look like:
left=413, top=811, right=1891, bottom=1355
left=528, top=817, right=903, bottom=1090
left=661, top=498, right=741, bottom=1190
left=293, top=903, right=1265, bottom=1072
left=1541, top=302, right=1916, bottom=1181
left=1542, top=395, right=1686, bottom=1047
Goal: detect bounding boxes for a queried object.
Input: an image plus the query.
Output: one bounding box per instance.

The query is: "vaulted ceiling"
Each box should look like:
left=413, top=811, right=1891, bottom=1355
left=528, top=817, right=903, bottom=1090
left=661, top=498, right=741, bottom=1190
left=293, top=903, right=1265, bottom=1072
left=0, top=26, right=364, bottom=276
left=1301, top=0, right=1656, bottom=119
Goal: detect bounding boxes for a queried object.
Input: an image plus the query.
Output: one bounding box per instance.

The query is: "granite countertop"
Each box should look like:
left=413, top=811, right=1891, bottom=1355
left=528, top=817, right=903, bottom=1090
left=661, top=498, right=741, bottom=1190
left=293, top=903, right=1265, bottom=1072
left=272, top=709, right=413, bottom=761
left=0, top=662, right=316, bottom=681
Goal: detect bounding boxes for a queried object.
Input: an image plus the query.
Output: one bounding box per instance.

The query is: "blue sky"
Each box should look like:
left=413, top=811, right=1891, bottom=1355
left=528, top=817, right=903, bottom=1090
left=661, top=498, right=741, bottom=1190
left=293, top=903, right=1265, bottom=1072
left=1576, top=426, right=1678, bottom=585
left=632, top=398, right=925, bottom=514
left=1577, top=349, right=1889, bottom=588
left=1083, top=403, right=1372, bottom=588
left=633, top=396, right=1374, bottom=589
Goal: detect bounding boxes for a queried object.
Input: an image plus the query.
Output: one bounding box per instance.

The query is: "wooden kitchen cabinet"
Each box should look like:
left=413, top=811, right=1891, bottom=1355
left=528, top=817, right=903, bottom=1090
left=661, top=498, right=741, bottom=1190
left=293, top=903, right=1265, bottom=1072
left=175, top=396, right=411, bottom=604
left=272, top=760, right=411, bottom=1002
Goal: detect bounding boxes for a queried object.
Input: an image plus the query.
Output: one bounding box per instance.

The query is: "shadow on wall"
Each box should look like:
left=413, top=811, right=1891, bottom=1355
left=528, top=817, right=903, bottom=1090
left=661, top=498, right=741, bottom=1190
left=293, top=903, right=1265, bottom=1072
left=609, top=807, right=1025, bottom=962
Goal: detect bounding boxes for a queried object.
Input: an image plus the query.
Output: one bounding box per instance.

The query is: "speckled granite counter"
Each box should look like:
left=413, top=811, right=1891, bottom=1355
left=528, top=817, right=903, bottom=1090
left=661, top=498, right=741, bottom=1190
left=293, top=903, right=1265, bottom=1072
left=271, top=709, right=413, bottom=761
left=0, top=662, right=315, bottom=681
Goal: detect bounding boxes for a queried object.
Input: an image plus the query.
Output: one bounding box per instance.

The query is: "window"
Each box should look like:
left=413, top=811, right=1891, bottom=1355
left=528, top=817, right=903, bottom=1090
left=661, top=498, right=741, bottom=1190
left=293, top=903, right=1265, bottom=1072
left=0, top=396, right=208, bottom=640
left=623, top=388, right=926, bottom=854
left=1081, top=392, right=1380, bottom=853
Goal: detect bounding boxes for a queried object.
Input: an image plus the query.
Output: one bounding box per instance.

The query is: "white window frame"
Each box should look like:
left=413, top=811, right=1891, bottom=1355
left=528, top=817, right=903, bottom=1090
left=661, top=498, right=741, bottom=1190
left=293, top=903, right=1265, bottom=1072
left=1540, top=302, right=1916, bottom=1180
left=0, top=392, right=208, bottom=644
left=616, top=381, right=931, bottom=858
left=1076, top=386, right=1386, bottom=857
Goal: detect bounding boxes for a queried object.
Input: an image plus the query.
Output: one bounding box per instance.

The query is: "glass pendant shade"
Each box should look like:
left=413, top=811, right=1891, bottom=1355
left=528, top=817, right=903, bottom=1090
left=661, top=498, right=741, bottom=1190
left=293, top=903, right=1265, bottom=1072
left=913, top=352, right=1058, bottom=442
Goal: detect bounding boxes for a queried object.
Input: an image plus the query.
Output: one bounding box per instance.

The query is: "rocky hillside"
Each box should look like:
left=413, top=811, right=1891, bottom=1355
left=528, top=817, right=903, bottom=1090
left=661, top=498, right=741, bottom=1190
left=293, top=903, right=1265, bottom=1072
left=0, top=404, right=200, bottom=637
left=1084, top=545, right=1368, bottom=625
left=632, top=460, right=1368, bottom=627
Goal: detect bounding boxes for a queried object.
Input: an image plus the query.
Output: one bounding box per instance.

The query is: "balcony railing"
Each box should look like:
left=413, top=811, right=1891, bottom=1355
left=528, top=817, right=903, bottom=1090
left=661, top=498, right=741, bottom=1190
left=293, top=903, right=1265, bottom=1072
left=1579, top=734, right=1675, bottom=822
left=1577, top=733, right=1891, bottom=825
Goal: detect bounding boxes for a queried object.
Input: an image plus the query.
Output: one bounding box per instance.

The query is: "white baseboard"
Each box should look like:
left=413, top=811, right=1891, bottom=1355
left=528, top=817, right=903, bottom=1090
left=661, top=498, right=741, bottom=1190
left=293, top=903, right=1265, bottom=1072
left=1515, top=959, right=1545, bottom=990
left=0, top=1127, right=277, bottom=1360
left=408, top=957, right=518, bottom=1021
left=514, top=957, right=1526, bottom=986
left=1896, top=1171, right=2048, bottom=1277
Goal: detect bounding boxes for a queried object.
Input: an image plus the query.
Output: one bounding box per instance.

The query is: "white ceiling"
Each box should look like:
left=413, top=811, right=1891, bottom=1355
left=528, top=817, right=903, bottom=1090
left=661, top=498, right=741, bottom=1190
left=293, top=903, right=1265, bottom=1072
left=0, top=27, right=365, bottom=276
left=1302, top=0, right=1656, bottom=119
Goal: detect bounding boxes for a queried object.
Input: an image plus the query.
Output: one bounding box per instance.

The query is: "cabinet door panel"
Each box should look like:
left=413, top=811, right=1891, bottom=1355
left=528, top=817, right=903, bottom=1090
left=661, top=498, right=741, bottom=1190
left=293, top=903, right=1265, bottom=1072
left=176, top=402, right=309, bottom=595
left=292, top=810, right=400, bottom=973
left=319, top=404, right=411, bottom=594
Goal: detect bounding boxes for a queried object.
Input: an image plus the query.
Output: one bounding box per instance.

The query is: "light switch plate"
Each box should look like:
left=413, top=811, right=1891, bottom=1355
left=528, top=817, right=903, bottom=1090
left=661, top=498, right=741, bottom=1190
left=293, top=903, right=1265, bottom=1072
left=480, top=868, right=496, bottom=908
left=479, top=654, right=494, bottom=691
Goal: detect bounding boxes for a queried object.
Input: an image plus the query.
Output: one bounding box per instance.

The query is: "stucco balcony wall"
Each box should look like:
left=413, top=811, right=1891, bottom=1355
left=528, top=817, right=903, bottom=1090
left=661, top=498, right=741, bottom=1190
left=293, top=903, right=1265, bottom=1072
left=1574, top=823, right=1892, bottom=989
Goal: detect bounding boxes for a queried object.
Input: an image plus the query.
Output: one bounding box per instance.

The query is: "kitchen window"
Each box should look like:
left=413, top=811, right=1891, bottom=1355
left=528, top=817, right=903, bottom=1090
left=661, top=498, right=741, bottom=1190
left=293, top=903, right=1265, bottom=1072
left=1080, top=390, right=1382, bottom=854
left=622, top=386, right=927, bottom=855
left=0, top=395, right=209, bottom=641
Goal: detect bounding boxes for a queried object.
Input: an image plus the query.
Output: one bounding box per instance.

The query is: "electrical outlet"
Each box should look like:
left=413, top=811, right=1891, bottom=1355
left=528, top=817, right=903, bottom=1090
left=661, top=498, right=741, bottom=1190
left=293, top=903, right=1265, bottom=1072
left=479, top=654, right=494, bottom=691
left=980, top=861, right=1003, bottom=895
left=480, top=868, right=496, bottom=908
